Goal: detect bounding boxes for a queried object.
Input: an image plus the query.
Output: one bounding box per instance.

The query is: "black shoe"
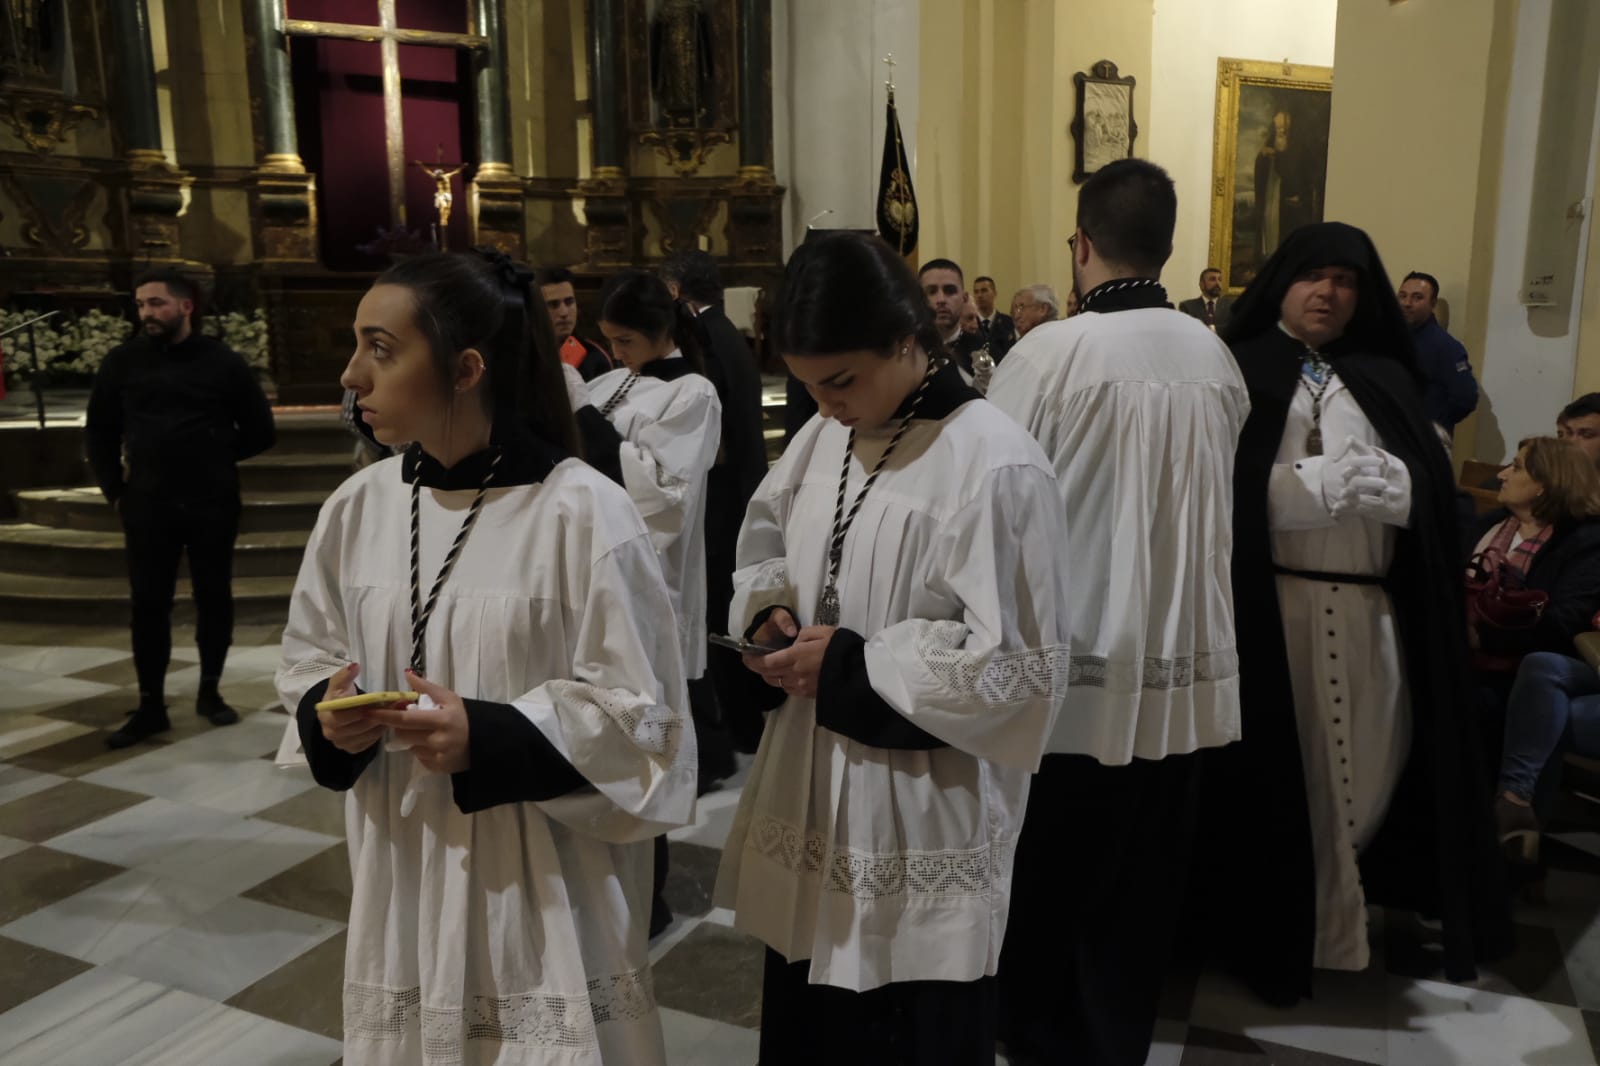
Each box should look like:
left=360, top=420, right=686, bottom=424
left=106, top=707, right=171, bottom=749
left=196, top=692, right=240, bottom=726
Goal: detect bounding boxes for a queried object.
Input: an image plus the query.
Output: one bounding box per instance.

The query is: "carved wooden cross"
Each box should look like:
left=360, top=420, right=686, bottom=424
left=283, top=0, right=487, bottom=226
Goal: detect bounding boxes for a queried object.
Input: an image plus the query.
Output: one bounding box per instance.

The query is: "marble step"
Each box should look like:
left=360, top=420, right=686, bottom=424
left=0, top=523, right=309, bottom=579
left=263, top=413, right=353, bottom=454
left=15, top=488, right=327, bottom=534
left=0, top=570, right=293, bottom=625
left=237, top=453, right=352, bottom=493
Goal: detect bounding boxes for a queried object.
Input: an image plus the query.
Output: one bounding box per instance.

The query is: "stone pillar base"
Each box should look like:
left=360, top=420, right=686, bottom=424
left=469, top=163, right=525, bottom=259
left=727, top=169, right=784, bottom=267
left=577, top=170, right=632, bottom=269
left=124, top=151, right=190, bottom=258
left=252, top=162, right=318, bottom=265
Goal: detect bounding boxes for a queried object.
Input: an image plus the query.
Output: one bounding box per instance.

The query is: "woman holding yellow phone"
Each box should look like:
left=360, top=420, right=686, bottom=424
left=276, top=250, right=694, bottom=1066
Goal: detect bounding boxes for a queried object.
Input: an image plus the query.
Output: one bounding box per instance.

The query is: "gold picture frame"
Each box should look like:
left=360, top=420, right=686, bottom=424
left=1208, top=58, right=1334, bottom=293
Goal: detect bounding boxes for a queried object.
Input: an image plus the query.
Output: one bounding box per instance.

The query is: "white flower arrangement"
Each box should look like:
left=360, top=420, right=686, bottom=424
left=0, top=307, right=274, bottom=385
left=202, top=309, right=273, bottom=375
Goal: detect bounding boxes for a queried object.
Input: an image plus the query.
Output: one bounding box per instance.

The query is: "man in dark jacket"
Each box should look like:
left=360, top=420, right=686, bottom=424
left=86, top=269, right=276, bottom=748
left=660, top=250, right=766, bottom=768
left=1398, top=270, right=1479, bottom=435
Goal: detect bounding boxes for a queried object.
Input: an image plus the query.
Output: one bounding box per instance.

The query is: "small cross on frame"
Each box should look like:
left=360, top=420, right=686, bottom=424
left=283, top=0, right=487, bottom=227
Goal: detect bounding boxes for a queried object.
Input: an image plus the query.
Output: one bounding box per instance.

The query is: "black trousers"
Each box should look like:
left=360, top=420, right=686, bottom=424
left=998, top=750, right=1202, bottom=1066
left=759, top=949, right=996, bottom=1066
left=120, top=492, right=240, bottom=701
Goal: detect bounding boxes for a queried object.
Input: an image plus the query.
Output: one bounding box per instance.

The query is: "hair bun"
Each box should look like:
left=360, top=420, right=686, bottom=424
left=471, top=245, right=534, bottom=295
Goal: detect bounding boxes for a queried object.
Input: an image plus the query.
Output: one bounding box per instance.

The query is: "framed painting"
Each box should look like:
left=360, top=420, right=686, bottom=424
left=1207, top=59, right=1334, bottom=293
left=1072, top=60, right=1137, bottom=184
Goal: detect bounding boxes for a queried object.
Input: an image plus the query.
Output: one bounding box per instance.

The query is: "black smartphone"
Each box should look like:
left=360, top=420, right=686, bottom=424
left=709, top=633, right=786, bottom=656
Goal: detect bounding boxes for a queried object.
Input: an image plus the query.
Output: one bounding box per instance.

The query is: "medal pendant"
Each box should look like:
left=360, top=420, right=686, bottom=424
left=816, top=582, right=841, bottom=627
left=1306, top=425, right=1323, bottom=457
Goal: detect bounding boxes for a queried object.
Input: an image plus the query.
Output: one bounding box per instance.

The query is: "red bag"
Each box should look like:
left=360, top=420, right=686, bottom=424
left=1465, top=548, right=1549, bottom=672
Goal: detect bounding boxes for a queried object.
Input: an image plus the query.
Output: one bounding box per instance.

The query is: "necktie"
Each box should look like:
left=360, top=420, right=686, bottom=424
left=1204, top=300, right=1215, bottom=327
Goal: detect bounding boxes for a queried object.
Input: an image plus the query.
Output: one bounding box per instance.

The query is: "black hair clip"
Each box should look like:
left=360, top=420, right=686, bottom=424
left=471, top=245, right=534, bottom=296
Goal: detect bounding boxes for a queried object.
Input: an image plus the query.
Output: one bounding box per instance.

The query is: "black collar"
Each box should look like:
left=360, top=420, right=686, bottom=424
left=890, top=359, right=982, bottom=422
left=1079, top=277, right=1170, bottom=314
left=401, top=420, right=567, bottom=490
left=638, top=355, right=699, bottom=383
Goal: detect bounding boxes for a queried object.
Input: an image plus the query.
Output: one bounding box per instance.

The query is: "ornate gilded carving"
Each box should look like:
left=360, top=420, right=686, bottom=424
left=2, top=92, right=99, bottom=154
left=638, top=126, right=731, bottom=176
left=0, top=170, right=99, bottom=252
left=646, top=197, right=719, bottom=255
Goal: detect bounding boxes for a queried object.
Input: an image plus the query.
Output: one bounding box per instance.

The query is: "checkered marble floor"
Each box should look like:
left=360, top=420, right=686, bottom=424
left=0, top=620, right=1597, bottom=1065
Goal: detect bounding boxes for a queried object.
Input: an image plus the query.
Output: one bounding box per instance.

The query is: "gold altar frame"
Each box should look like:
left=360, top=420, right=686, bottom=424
left=1207, top=58, right=1334, bottom=294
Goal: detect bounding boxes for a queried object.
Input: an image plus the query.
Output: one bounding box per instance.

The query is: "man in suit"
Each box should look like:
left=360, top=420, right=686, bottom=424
left=660, top=250, right=768, bottom=763
left=973, top=275, right=1017, bottom=362
left=1178, top=267, right=1234, bottom=332
left=539, top=266, right=613, bottom=380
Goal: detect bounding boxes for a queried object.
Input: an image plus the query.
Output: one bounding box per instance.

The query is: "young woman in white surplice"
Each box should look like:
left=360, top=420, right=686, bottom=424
left=567, top=268, right=725, bottom=934
left=275, top=252, right=695, bottom=1066
left=715, top=233, right=1071, bottom=1065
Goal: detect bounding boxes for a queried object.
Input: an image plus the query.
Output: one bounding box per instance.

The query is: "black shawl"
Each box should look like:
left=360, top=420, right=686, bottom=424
left=1199, top=223, right=1511, bottom=1000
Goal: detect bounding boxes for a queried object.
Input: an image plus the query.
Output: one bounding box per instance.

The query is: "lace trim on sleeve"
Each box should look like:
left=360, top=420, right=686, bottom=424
left=280, top=651, right=347, bottom=683
left=538, top=680, right=692, bottom=762
left=913, top=619, right=1073, bottom=706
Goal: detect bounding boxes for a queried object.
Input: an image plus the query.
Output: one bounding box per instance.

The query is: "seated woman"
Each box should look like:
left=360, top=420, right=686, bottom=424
left=1466, top=436, right=1600, bottom=676
left=1497, top=650, right=1600, bottom=861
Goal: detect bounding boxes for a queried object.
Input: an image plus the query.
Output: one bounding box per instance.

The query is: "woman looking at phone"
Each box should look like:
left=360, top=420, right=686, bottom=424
left=276, top=251, right=694, bottom=1065
left=715, top=232, right=1071, bottom=1065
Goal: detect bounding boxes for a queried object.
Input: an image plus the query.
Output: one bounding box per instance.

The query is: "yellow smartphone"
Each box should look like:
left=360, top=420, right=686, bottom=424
left=315, top=690, right=418, bottom=714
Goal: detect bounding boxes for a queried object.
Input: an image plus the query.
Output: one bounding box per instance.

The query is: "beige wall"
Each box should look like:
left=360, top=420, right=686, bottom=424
left=1323, top=0, right=1514, bottom=465
left=1147, top=0, right=1337, bottom=295
left=916, top=0, right=1152, bottom=303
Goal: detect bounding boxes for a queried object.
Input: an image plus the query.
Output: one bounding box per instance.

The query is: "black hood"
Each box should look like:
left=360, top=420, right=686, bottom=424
left=1225, top=221, right=1418, bottom=382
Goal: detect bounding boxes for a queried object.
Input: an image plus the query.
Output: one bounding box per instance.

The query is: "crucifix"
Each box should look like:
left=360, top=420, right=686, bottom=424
left=283, top=0, right=487, bottom=227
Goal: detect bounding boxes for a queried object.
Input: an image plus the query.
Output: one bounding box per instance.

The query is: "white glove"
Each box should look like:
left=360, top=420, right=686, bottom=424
left=1321, top=436, right=1411, bottom=526
left=562, top=363, right=591, bottom=411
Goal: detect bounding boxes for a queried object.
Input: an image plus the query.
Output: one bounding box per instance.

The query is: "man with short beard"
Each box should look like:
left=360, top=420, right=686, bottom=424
left=86, top=269, right=276, bottom=748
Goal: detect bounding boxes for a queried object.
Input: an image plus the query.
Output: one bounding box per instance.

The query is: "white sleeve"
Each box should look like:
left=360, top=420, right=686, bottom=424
left=1268, top=458, right=1339, bottom=531
left=862, top=463, right=1070, bottom=771
left=985, top=353, right=1050, bottom=449
left=728, top=462, right=795, bottom=634
left=273, top=497, right=355, bottom=765
left=618, top=383, right=722, bottom=553
left=511, top=532, right=697, bottom=842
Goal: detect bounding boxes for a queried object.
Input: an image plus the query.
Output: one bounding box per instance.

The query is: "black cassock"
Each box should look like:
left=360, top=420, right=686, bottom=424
left=1191, top=223, right=1511, bottom=1002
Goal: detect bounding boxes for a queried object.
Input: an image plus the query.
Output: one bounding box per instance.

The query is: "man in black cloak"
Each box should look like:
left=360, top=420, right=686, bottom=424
left=1194, top=221, right=1510, bottom=1004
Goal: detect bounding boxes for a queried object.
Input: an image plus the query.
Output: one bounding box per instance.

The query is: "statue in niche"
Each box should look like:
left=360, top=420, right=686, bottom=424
left=2, top=0, right=57, bottom=81
left=650, top=0, right=713, bottom=127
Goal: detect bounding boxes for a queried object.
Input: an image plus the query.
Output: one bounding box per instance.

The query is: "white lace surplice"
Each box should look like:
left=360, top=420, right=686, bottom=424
left=715, top=399, right=1071, bottom=992
left=590, top=362, right=721, bottom=680
left=276, top=456, right=696, bottom=1066
left=987, top=309, right=1251, bottom=765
